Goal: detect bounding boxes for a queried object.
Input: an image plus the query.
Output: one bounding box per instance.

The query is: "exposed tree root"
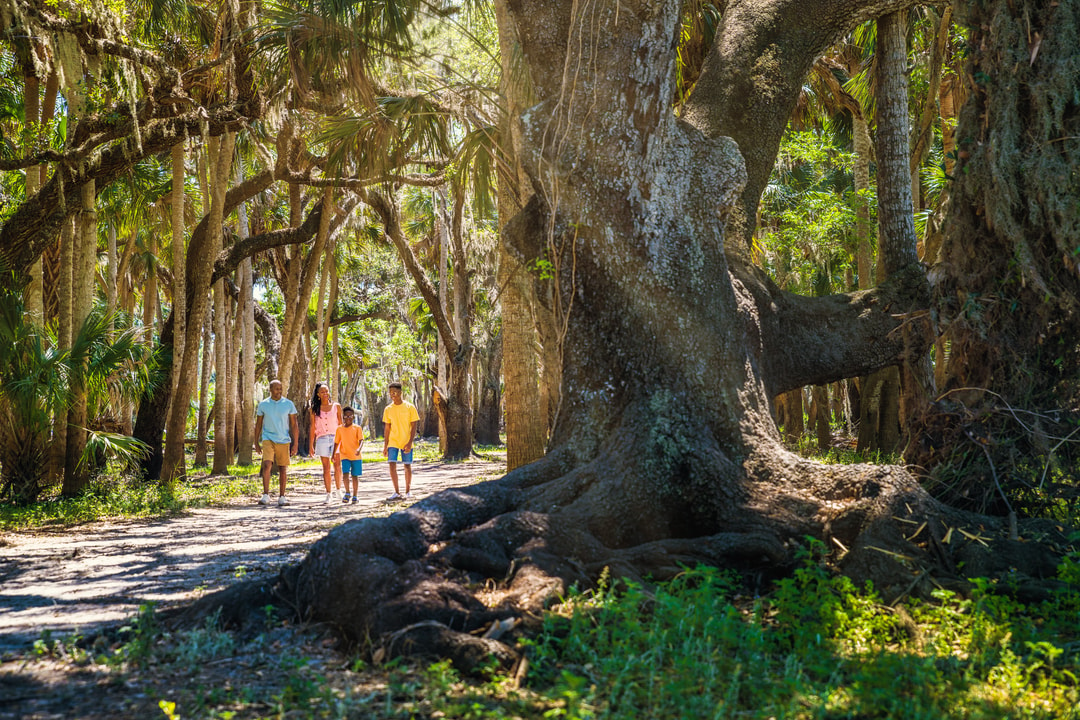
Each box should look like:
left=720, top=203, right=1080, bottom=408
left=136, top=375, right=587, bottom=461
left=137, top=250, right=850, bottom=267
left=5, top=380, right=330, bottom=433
left=170, top=442, right=1071, bottom=674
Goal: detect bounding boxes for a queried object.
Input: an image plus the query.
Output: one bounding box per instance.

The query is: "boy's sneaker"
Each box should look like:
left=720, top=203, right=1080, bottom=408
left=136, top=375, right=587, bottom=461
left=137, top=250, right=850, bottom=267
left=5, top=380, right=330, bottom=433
left=259, top=494, right=270, bottom=505
left=342, top=493, right=351, bottom=503
left=278, top=496, right=289, bottom=506
left=351, top=495, right=358, bottom=504
left=387, top=492, right=403, bottom=501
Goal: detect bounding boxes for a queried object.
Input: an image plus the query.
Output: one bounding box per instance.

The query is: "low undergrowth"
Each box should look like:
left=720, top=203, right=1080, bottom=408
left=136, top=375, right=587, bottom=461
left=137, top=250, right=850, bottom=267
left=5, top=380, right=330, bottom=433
left=10, top=539, right=1079, bottom=719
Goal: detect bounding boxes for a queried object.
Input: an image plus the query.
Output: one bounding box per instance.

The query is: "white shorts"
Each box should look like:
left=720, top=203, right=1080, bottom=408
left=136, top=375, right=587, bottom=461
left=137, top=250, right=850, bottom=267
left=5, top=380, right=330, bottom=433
left=314, top=434, right=335, bottom=458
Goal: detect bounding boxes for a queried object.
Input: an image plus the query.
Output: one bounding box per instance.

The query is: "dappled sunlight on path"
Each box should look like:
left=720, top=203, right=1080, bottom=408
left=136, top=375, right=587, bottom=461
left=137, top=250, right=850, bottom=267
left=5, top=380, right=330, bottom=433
left=0, top=457, right=503, bottom=651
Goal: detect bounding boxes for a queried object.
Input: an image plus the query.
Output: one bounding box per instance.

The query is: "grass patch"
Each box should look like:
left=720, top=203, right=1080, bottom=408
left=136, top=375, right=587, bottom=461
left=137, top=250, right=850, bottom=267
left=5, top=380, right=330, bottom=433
left=0, top=463, right=263, bottom=531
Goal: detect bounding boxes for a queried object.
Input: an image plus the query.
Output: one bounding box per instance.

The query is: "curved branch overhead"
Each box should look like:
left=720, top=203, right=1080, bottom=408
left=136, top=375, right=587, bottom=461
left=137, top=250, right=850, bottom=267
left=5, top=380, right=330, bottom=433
left=682, top=0, right=919, bottom=254
left=0, top=0, right=263, bottom=279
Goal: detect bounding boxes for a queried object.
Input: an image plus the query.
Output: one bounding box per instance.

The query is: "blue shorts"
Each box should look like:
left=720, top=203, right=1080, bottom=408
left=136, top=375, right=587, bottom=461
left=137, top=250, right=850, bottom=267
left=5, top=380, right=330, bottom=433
left=340, top=458, right=362, bottom=476
left=387, top=447, right=413, bottom=464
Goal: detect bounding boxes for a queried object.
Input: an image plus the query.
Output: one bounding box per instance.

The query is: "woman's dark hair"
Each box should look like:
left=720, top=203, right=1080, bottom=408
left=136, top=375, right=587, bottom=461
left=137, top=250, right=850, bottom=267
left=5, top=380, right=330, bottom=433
left=311, top=382, right=329, bottom=415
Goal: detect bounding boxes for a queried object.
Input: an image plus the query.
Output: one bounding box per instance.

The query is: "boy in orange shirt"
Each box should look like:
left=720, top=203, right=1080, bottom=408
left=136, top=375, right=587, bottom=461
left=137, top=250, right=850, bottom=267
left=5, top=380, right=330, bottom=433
left=334, top=407, right=365, bottom=504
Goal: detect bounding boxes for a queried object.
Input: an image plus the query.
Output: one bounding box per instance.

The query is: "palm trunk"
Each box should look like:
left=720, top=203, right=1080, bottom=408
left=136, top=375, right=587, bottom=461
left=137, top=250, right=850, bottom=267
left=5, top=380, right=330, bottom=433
left=495, top=0, right=547, bottom=468
left=212, top=278, right=230, bottom=474
left=22, top=69, right=43, bottom=325
left=170, top=142, right=187, bottom=415
left=162, top=132, right=235, bottom=481
left=195, top=319, right=212, bottom=466
left=236, top=180, right=256, bottom=465
left=62, top=178, right=96, bottom=496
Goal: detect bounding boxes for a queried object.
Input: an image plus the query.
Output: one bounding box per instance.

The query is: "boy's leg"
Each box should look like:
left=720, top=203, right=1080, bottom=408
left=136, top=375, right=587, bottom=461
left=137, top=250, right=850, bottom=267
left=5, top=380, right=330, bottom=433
left=352, top=474, right=359, bottom=495
left=403, top=463, right=412, bottom=494
left=388, top=462, right=400, bottom=494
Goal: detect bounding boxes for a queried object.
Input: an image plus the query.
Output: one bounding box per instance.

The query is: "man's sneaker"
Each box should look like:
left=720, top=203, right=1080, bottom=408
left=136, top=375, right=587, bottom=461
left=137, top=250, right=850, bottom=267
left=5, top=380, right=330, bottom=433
left=278, top=496, right=290, bottom=506
left=387, top=492, right=403, bottom=501
left=323, top=493, right=331, bottom=504
left=351, top=495, right=358, bottom=504
left=342, top=493, right=351, bottom=503
left=404, top=492, right=414, bottom=500
left=259, top=494, right=270, bottom=505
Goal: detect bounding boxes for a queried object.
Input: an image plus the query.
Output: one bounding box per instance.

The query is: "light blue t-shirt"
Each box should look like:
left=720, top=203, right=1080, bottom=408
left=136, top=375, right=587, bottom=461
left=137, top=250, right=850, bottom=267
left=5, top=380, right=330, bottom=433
left=257, top=397, right=297, bottom=444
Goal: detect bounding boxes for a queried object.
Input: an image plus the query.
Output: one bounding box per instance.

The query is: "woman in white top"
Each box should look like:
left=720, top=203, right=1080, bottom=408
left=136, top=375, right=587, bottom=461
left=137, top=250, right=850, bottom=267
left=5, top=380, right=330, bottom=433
left=309, top=382, right=343, bottom=503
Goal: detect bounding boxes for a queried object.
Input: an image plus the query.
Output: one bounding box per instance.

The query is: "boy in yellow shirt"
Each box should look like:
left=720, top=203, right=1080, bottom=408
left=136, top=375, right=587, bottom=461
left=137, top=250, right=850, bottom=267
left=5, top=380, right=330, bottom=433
left=334, top=407, right=365, bottom=504
left=382, top=381, right=419, bottom=501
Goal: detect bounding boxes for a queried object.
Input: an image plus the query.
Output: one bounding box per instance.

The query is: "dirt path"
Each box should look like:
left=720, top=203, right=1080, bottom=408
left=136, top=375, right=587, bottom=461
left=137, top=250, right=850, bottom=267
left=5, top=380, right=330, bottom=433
left=0, top=457, right=503, bottom=652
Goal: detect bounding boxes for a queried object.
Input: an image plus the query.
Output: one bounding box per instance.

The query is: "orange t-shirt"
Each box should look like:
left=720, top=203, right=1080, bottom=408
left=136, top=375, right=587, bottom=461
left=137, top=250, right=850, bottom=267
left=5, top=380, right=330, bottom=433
left=334, top=425, right=364, bottom=460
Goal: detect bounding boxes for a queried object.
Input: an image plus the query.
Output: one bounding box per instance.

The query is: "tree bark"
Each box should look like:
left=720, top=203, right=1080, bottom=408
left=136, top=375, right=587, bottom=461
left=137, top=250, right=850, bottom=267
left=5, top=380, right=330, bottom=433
left=162, top=132, right=235, bottom=482
left=62, top=178, right=96, bottom=496
left=212, top=277, right=231, bottom=474
left=195, top=319, right=212, bottom=467
left=909, top=0, right=1080, bottom=512
left=495, top=0, right=547, bottom=469
left=237, top=187, right=256, bottom=466
left=474, top=330, right=503, bottom=446
left=169, top=142, right=187, bottom=418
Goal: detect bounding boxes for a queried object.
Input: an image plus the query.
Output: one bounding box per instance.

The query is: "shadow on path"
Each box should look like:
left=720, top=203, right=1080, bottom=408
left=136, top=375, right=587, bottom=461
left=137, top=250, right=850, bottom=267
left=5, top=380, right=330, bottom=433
left=0, top=457, right=502, bottom=651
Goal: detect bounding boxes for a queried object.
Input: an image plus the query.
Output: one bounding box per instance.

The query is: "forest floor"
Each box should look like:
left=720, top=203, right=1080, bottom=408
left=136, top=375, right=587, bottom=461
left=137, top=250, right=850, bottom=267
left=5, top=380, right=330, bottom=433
left=0, top=453, right=506, bottom=719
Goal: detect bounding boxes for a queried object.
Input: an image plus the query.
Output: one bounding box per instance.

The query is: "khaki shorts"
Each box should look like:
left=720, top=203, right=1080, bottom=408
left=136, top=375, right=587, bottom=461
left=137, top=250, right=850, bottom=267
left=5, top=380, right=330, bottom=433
left=261, top=440, right=291, bottom=466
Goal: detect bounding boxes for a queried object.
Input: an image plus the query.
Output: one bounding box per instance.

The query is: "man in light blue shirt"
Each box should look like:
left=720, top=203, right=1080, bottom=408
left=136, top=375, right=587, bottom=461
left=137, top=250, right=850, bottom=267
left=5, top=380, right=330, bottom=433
left=253, top=379, right=298, bottom=506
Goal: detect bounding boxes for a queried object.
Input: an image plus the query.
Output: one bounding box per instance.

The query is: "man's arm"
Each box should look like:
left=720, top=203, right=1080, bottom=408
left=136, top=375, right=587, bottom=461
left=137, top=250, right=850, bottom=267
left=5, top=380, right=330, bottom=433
left=289, top=413, right=299, bottom=455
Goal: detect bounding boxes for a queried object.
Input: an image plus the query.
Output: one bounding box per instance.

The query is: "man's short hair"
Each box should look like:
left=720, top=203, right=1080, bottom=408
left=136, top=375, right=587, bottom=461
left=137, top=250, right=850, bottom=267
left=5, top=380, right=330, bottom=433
left=389, top=381, right=403, bottom=391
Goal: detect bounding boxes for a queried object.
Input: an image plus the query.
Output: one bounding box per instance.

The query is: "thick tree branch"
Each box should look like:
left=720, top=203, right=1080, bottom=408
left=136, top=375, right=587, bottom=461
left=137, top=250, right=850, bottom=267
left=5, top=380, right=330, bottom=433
left=682, top=0, right=920, bottom=254
left=734, top=261, right=934, bottom=396
left=278, top=168, right=447, bottom=189
left=0, top=105, right=248, bottom=277
left=212, top=206, right=325, bottom=285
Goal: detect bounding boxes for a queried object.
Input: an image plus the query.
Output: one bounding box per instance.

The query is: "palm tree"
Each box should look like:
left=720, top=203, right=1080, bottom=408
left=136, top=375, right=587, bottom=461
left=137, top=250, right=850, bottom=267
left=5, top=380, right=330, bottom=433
left=0, top=278, right=157, bottom=503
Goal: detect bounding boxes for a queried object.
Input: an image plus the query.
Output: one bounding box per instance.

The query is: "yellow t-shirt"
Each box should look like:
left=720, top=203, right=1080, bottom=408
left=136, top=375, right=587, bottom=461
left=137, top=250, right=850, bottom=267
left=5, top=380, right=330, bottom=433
left=334, top=424, right=364, bottom=460
left=382, top=400, right=419, bottom=449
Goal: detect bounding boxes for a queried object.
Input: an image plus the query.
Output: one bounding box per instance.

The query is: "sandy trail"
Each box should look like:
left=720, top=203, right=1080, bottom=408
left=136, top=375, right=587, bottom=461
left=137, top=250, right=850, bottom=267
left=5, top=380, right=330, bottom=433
left=0, top=458, right=502, bottom=651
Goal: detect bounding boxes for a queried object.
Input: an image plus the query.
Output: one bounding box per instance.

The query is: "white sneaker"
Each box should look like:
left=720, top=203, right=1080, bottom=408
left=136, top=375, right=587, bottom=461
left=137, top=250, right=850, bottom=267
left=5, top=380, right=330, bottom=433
left=323, top=493, right=331, bottom=504
left=278, top=496, right=289, bottom=506
left=404, top=492, right=413, bottom=500
left=259, top=494, right=270, bottom=505
left=331, top=490, right=339, bottom=500
left=387, top=492, right=403, bottom=501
